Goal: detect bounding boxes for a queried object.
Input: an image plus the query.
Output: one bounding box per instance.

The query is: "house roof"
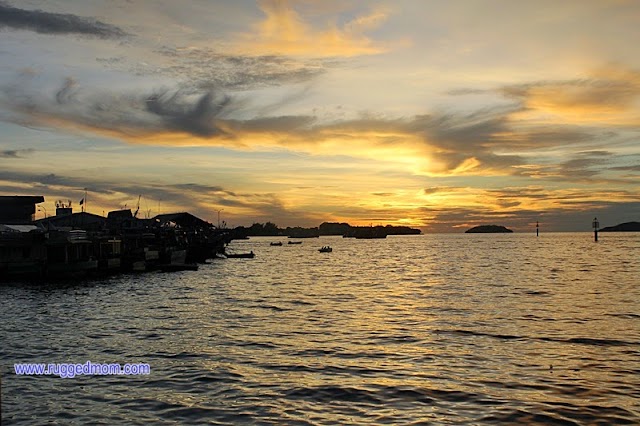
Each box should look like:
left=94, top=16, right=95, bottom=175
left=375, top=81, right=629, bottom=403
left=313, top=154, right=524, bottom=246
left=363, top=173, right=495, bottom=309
left=107, top=209, right=133, bottom=219
left=154, top=212, right=211, bottom=229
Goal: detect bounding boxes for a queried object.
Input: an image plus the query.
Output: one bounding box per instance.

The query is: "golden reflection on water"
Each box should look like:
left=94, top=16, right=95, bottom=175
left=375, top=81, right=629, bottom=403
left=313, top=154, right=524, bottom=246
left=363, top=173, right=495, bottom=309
left=1, top=233, right=637, bottom=424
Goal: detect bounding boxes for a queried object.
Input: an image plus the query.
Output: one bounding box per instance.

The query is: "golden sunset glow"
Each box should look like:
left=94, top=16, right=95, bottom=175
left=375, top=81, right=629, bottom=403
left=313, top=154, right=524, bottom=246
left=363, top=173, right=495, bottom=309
left=235, top=0, right=390, bottom=57
left=0, top=0, right=638, bottom=232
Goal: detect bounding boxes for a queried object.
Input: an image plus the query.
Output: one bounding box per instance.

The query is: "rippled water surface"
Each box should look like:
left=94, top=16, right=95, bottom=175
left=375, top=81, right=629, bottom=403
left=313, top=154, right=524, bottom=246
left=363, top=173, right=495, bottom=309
left=1, top=233, right=639, bottom=425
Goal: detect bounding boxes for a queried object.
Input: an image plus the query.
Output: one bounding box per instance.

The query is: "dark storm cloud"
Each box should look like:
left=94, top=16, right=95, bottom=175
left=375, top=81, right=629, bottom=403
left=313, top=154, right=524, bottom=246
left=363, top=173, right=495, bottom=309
left=0, top=2, right=128, bottom=39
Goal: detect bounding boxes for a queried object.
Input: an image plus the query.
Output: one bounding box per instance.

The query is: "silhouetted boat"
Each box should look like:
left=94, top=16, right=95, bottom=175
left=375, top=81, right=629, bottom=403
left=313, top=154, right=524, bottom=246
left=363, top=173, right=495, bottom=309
left=270, top=242, right=283, bottom=246
left=318, top=246, right=332, bottom=253
left=225, top=251, right=255, bottom=258
left=288, top=241, right=302, bottom=245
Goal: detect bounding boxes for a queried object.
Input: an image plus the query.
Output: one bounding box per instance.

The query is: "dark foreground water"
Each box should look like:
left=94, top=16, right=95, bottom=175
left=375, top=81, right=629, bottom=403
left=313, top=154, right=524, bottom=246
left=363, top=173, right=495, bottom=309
left=1, top=233, right=639, bottom=425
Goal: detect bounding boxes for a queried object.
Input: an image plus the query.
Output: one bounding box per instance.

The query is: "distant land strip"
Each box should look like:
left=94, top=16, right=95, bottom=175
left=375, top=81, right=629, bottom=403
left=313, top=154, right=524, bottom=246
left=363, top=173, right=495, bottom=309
left=234, top=222, right=421, bottom=238
left=599, top=221, right=640, bottom=232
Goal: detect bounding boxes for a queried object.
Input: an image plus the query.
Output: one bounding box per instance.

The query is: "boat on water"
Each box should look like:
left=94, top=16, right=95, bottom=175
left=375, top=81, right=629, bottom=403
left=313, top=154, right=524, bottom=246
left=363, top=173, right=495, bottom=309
left=288, top=241, right=302, bottom=245
left=270, top=242, right=283, bottom=246
left=318, top=246, right=332, bottom=253
left=225, top=251, right=255, bottom=259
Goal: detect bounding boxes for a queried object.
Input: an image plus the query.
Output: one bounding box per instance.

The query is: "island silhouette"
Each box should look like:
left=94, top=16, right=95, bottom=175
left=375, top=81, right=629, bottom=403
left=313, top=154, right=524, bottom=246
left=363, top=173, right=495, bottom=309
left=465, top=225, right=513, bottom=233
left=599, top=221, right=640, bottom=232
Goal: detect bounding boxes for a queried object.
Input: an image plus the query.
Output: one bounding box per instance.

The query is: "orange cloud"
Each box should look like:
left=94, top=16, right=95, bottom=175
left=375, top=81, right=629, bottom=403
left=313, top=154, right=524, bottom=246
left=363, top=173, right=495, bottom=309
left=234, top=0, right=390, bottom=57
left=505, top=65, right=640, bottom=126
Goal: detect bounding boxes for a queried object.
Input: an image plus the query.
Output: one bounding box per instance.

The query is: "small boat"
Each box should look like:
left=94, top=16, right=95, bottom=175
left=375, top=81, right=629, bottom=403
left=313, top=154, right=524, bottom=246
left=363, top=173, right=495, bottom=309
left=225, top=251, right=255, bottom=259
left=288, top=241, right=302, bottom=245
left=270, top=242, right=283, bottom=246
left=318, top=246, right=332, bottom=253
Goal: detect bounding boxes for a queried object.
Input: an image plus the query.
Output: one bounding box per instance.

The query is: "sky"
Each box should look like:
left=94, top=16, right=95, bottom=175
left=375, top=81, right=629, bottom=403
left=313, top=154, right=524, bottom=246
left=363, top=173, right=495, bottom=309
left=0, top=0, right=638, bottom=232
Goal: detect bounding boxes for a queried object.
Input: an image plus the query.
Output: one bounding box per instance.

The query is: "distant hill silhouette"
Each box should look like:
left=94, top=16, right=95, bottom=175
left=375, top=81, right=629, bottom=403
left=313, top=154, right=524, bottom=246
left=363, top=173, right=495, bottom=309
left=465, top=225, right=513, bottom=233
left=599, top=221, right=640, bottom=232
left=232, top=221, right=421, bottom=237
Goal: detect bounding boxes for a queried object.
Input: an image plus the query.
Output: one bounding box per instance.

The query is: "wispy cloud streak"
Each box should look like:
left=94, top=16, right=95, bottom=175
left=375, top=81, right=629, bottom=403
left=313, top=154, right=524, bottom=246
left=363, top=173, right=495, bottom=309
left=0, top=2, right=128, bottom=39
left=0, top=148, right=34, bottom=158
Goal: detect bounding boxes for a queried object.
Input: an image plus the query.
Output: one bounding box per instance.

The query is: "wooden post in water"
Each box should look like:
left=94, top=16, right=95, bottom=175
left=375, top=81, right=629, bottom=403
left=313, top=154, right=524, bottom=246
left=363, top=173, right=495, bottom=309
left=592, top=217, right=599, bottom=242
left=536, top=221, right=539, bottom=237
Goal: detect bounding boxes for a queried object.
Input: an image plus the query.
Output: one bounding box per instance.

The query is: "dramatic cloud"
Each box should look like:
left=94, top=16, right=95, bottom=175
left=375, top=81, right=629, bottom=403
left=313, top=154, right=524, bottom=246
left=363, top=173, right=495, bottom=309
left=3, top=74, right=635, bottom=181
left=0, top=2, right=128, bottom=39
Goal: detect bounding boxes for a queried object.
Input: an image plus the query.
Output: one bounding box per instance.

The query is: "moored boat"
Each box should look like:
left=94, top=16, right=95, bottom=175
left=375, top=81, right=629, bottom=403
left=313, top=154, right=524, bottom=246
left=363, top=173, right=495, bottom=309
left=225, top=251, right=255, bottom=258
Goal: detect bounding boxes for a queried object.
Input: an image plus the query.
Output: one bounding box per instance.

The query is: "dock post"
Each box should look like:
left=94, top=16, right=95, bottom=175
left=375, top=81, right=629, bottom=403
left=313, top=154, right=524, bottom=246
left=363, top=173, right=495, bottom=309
left=592, top=217, right=599, bottom=242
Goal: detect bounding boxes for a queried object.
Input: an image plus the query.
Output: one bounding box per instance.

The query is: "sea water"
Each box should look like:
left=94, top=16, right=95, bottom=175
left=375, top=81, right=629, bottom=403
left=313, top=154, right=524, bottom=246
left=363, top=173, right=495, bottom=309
left=1, top=233, right=638, bottom=424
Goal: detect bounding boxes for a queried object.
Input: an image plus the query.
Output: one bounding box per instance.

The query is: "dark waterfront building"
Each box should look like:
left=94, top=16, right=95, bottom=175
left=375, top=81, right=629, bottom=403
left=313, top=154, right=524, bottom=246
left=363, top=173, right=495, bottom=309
left=0, top=196, right=44, bottom=224
left=1, top=196, right=230, bottom=280
left=35, top=212, right=106, bottom=231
